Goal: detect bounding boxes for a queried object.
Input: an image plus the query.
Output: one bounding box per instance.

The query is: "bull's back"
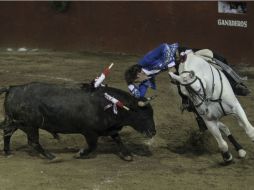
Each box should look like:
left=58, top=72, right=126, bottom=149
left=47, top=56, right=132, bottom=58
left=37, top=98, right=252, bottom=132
left=5, top=83, right=102, bottom=131
left=6, top=82, right=91, bottom=109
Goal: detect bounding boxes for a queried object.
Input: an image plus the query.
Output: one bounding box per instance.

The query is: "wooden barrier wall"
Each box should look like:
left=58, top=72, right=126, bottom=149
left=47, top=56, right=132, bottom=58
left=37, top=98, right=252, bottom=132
left=0, top=1, right=253, bottom=65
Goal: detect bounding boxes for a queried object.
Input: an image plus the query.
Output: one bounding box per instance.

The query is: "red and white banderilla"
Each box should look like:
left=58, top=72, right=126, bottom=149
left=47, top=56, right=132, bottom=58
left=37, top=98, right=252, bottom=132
left=104, top=93, right=130, bottom=114
left=94, top=63, right=114, bottom=88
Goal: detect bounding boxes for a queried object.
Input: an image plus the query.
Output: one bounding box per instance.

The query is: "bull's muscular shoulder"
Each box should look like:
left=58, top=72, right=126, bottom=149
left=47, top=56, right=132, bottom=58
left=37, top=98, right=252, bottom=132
left=80, top=83, right=139, bottom=108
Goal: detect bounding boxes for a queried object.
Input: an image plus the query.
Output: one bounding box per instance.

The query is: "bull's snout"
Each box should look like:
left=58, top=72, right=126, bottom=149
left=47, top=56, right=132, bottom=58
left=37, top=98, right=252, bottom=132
left=151, top=130, right=156, bottom=136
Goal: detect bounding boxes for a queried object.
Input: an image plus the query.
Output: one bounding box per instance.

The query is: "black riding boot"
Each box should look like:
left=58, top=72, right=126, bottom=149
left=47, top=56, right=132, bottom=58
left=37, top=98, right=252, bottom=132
left=226, top=74, right=251, bottom=96
left=233, top=83, right=251, bottom=96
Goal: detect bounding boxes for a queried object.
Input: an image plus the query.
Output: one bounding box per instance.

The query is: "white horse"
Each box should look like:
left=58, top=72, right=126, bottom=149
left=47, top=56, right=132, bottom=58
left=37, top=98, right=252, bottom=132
left=169, top=50, right=254, bottom=163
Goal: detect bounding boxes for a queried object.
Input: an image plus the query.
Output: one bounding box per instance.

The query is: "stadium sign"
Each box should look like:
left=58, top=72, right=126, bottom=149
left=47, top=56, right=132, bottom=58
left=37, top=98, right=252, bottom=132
left=217, top=19, right=247, bottom=28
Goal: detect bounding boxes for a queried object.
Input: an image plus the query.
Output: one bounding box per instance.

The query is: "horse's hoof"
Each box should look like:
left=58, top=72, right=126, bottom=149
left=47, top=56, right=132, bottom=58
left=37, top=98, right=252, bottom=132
left=224, top=158, right=233, bottom=164
left=238, top=149, right=247, bottom=158
left=222, top=151, right=233, bottom=163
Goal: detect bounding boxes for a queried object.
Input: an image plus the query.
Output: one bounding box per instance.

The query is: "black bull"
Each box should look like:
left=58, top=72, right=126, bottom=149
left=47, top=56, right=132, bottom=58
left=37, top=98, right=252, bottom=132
left=0, top=82, right=156, bottom=161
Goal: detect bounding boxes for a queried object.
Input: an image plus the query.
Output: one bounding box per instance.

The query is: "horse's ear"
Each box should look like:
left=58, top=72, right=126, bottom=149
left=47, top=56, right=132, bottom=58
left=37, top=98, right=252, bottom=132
left=189, top=70, right=195, bottom=78
left=180, top=52, right=187, bottom=63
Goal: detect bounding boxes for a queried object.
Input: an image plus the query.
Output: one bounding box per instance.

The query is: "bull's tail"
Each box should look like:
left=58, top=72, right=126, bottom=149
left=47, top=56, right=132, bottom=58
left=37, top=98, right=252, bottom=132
left=0, top=87, right=9, bottom=95
left=0, top=120, right=6, bottom=130
left=0, top=87, right=10, bottom=130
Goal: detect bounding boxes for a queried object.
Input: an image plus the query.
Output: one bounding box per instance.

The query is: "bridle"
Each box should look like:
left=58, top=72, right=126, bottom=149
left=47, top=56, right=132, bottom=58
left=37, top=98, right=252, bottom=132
left=179, top=65, right=226, bottom=115
left=179, top=71, right=207, bottom=108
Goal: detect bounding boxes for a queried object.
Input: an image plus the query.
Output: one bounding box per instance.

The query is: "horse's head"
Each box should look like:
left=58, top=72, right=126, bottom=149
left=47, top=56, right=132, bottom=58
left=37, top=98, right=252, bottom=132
left=169, top=70, right=206, bottom=108
left=180, top=71, right=202, bottom=92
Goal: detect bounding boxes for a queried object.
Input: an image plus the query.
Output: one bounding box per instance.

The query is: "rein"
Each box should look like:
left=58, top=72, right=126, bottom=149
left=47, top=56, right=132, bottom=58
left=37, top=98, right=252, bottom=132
left=209, top=67, right=227, bottom=115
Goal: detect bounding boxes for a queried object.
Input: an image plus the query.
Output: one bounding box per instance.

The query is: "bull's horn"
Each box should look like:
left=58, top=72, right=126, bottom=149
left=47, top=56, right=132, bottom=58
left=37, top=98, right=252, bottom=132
left=138, top=95, right=157, bottom=107
left=138, top=101, right=148, bottom=107
left=147, top=95, right=157, bottom=101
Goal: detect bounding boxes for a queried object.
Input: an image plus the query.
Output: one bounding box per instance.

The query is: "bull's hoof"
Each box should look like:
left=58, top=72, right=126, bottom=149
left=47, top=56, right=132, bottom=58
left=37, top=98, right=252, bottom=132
left=74, top=151, right=96, bottom=159
left=74, top=152, right=82, bottom=159
left=238, top=149, right=247, bottom=158
left=119, top=153, right=133, bottom=162
left=52, top=133, right=61, bottom=141
left=44, top=153, right=56, bottom=160
left=4, top=151, right=13, bottom=158
left=47, top=157, right=63, bottom=163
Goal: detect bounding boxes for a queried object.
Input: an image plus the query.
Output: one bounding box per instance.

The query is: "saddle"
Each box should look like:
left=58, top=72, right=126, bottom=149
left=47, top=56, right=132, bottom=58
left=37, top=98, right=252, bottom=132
left=194, top=49, right=250, bottom=96
left=194, top=49, right=214, bottom=62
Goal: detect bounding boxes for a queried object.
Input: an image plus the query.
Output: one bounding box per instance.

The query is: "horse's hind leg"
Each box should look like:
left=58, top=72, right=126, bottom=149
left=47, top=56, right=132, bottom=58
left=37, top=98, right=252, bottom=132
left=205, top=120, right=233, bottom=163
left=233, top=103, right=254, bottom=141
left=218, top=121, right=246, bottom=158
left=3, top=127, right=17, bottom=155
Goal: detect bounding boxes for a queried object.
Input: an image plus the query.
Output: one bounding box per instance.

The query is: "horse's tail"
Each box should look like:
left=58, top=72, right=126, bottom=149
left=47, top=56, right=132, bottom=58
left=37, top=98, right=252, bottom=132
left=0, top=87, right=9, bottom=95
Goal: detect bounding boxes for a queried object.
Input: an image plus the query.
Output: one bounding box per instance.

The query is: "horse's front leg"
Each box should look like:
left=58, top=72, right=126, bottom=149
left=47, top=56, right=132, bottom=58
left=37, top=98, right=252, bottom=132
left=233, top=103, right=254, bottom=141
left=204, top=119, right=233, bottom=163
left=218, top=121, right=246, bottom=158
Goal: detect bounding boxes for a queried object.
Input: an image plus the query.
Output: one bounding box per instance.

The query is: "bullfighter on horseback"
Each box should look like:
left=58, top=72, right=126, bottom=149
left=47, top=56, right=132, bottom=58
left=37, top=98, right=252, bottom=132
left=124, top=43, right=250, bottom=131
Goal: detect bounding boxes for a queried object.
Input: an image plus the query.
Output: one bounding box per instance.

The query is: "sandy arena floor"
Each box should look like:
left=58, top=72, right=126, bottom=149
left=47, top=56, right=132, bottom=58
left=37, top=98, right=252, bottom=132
left=0, top=50, right=254, bottom=190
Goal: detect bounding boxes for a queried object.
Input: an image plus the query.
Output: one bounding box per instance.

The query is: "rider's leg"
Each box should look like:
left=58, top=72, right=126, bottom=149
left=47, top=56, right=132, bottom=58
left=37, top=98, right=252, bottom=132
left=213, top=53, right=250, bottom=96
left=224, top=73, right=250, bottom=96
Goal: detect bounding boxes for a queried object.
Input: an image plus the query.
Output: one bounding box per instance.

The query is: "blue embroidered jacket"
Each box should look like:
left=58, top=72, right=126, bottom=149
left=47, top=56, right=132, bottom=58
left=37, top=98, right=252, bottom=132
left=129, top=43, right=179, bottom=98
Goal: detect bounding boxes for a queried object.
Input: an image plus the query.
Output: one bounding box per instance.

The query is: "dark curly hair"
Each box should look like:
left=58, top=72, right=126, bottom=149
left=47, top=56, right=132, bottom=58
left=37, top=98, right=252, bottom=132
left=124, top=64, right=142, bottom=85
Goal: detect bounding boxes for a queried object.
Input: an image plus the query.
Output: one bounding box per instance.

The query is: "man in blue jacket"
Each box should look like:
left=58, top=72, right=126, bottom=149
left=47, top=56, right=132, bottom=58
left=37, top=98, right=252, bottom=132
left=125, top=43, right=250, bottom=98
left=125, top=43, right=179, bottom=98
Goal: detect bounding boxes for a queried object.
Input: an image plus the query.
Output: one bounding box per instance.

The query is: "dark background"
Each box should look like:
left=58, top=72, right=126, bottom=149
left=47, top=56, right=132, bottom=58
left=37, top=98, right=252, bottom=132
left=0, top=1, right=253, bottom=65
